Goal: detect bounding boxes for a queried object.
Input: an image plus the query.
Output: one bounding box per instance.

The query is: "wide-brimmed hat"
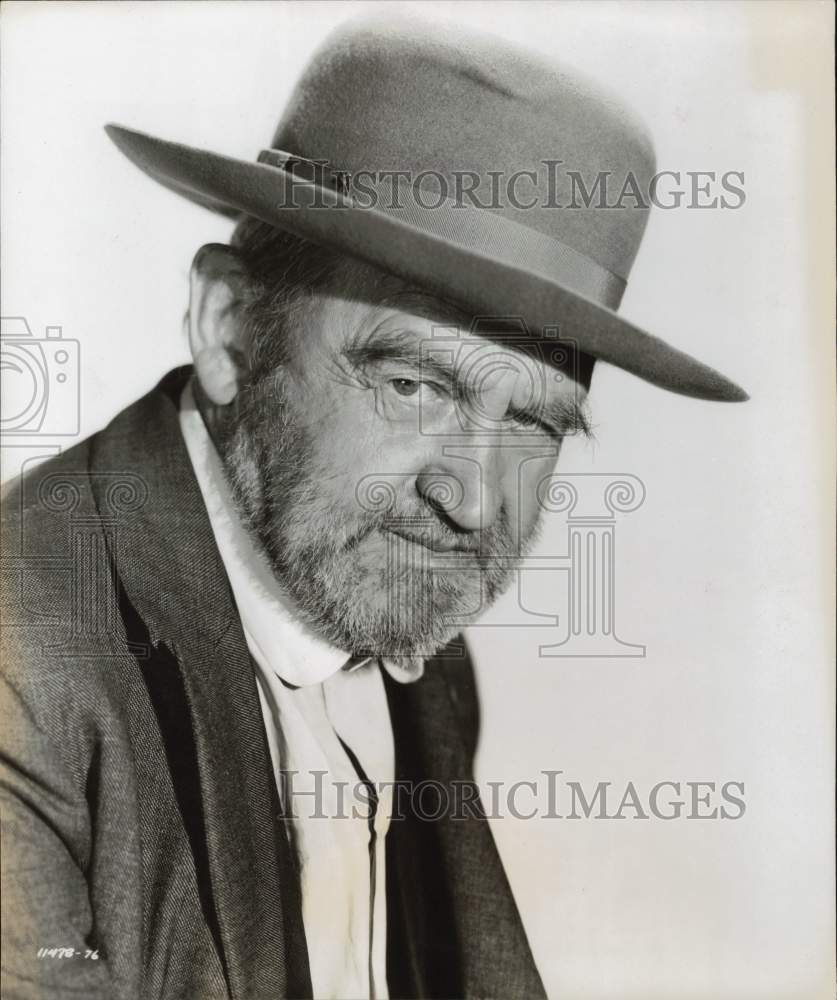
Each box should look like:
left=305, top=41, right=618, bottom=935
left=106, top=12, right=746, bottom=402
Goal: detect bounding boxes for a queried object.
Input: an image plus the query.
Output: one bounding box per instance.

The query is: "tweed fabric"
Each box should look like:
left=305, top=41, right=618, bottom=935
left=0, top=367, right=544, bottom=999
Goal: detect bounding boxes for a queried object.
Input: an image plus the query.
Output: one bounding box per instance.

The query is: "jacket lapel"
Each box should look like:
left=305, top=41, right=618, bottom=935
left=384, top=644, right=546, bottom=999
left=89, top=368, right=311, bottom=999
left=86, top=366, right=541, bottom=999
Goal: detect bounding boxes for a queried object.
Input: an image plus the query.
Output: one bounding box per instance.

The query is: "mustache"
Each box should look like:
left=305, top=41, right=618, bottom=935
left=342, top=504, right=515, bottom=558
left=384, top=525, right=476, bottom=554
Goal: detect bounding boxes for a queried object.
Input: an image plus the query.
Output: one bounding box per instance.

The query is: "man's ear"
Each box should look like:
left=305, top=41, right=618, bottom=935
left=188, top=243, right=252, bottom=406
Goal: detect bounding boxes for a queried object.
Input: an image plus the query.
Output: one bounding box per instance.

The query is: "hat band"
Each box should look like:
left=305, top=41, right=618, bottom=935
left=258, top=149, right=627, bottom=311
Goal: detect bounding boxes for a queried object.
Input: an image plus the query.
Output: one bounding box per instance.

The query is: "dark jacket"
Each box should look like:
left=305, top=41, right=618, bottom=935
left=0, top=368, right=545, bottom=1000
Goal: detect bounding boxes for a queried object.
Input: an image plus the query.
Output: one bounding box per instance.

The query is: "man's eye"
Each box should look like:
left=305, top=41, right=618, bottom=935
left=390, top=378, right=420, bottom=397
left=511, top=411, right=559, bottom=438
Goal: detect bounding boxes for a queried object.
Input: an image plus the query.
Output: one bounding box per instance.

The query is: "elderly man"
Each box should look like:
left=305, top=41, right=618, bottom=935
left=0, top=13, right=745, bottom=1000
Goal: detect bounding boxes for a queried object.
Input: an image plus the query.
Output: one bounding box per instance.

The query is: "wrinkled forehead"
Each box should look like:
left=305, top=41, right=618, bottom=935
left=294, top=257, right=592, bottom=399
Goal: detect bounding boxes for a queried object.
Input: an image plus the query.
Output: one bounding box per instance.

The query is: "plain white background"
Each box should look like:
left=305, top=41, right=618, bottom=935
left=2, top=2, right=834, bottom=997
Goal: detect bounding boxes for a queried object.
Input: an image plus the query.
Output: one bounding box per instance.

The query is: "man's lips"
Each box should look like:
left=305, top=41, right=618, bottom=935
left=381, top=525, right=477, bottom=555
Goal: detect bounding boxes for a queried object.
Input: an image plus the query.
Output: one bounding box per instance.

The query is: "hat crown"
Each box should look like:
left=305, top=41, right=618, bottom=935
left=274, top=13, right=656, bottom=284
left=102, top=11, right=747, bottom=400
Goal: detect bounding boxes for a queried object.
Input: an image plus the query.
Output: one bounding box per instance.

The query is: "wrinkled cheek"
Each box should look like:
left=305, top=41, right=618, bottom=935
left=514, top=453, right=559, bottom=547
left=515, top=500, right=543, bottom=550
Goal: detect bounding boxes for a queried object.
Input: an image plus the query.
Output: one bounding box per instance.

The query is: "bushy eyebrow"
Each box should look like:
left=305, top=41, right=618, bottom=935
left=510, top=397, right=593, bottom=439
left=343, top=327, right=456, bottom=385
left=343, top=326, right=592, bottom=439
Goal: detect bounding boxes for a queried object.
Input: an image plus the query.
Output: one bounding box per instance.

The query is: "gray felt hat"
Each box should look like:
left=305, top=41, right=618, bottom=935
left=106, top=12, right=747, bottom=402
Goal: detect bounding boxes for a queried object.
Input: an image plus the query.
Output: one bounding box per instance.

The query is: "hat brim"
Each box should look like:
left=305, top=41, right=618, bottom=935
left=105, top=124, right=747, bottom=403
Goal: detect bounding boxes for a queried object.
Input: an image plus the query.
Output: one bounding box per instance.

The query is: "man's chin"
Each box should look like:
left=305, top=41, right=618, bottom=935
left=349, top=534, right=497, bottom=614
left=293, top=583, right=468, bottom=659
left=301, top=557, right=503, bottom=659
left=268, top=526, right=517, bottom=659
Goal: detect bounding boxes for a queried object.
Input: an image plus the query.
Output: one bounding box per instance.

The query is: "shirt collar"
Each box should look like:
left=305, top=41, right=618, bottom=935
left=179, top=381, right=352, bottom=687
left=178, top=380, right=423, bottom=687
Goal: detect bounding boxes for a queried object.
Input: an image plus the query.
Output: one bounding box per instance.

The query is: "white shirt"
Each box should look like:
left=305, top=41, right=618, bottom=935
left=179, top=382, right=420, bottom=999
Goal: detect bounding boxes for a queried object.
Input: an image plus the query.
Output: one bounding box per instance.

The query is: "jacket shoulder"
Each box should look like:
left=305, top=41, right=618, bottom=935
left=1, top=370, right=190, bottom=654
left=0, top=397, right=171, bottom=727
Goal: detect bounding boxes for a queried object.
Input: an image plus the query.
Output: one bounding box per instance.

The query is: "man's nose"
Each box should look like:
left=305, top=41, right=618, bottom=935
left=415, top=366, right=521, bottom=531
left=416, top=447, right=504, bottom=532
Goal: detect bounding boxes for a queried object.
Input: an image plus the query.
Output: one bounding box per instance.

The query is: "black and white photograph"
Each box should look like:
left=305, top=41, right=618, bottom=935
left=1, top=2, right=834, bottom=998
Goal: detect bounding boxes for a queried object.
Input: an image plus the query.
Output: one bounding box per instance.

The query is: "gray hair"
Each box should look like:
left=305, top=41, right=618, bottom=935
left=230, top=216, right=342, bottom=376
